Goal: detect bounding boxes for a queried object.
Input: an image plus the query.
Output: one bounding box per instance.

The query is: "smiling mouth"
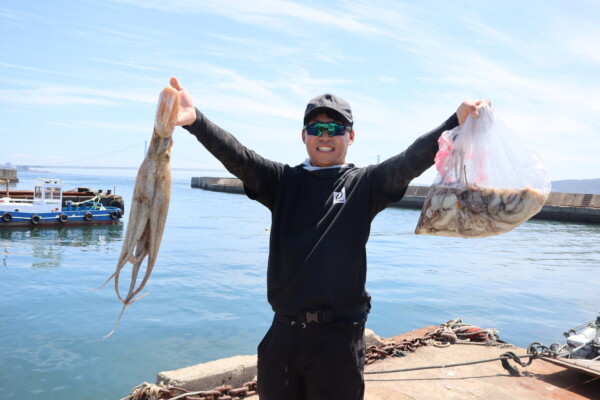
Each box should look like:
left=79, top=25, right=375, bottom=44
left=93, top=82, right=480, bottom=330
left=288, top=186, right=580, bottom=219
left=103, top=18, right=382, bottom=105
left=317, top=146, right=334, bottom=152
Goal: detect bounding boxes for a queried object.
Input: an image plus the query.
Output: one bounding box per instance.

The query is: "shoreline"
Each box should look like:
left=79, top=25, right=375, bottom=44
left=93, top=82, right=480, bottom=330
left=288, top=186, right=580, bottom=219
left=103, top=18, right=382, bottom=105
left=191, top=177, right=600, bottom=224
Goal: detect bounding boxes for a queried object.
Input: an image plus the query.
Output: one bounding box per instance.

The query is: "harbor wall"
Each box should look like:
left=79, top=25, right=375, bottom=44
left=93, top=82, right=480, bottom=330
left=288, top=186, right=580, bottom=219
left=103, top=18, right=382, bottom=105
left=0, top=168, right=19, bottom=183
left=191, top=177, right=600, bottom=224
left=191, top=176, right=245, bottom=194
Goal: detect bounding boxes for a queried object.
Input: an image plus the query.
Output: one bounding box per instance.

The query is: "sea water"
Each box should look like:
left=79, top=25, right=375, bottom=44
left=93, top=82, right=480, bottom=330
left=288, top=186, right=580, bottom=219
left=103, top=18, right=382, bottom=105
left=1, top=169, right=599, bottom=400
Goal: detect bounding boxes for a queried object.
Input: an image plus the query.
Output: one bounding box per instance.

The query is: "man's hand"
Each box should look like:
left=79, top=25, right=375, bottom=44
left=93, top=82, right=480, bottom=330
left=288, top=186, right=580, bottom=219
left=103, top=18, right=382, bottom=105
left=170, top=77, right=197, bottom=126
left=456, top=100, right=491, bottom=125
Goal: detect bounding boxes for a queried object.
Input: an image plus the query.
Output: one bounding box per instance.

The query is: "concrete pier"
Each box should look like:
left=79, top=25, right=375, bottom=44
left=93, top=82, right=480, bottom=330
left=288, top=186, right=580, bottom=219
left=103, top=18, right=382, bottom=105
left=150, top=327, right=599, bottom=400
left=191, top=177, right=600, bottom=224
left=157, top=355, right=257, bottom=391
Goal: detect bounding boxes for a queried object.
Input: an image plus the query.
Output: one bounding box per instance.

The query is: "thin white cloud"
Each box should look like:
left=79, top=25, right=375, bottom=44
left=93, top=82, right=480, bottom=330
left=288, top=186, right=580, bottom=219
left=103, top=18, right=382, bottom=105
left=206, top=34, right=302, bottom=59
left=91, top=58, right=161, bottom=71
left=0, top=62, right=71, bottom=76
left=434, top=53, right=600, bottom=119
left=9, top=153, right=65, bottom=161
left=189, top=82, right=299, bottom=122
left=45, top=120, right=149, bottom=134
left=335, top=0, right=443, bottom=50
left=456, top=16, right=516, bottom=46
left=0, top=6, right=52, bottom=25
left=0, top=88, right=115, bottom=106
left=108, top=0, right=387, bottom=36
left=163, top=60, right=349, bottom=121
left=560, top=26, right=600, bottom=65
left=0, top=85, right=157, bottom=106
left=274, top=67, right=353, bottom=97
left=96, top=27, right=148, bottom=41
left=376, top=76, right=397, bottom=83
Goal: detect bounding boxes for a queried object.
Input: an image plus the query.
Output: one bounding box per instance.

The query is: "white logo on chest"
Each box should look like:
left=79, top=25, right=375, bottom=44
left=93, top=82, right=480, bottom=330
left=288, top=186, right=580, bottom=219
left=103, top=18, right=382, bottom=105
left=333, top=187, right=346, bottom=204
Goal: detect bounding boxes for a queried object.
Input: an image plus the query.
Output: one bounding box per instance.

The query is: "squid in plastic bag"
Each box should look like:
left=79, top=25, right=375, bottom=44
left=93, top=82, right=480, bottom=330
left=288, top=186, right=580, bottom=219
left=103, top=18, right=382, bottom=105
left=415, top=104, right=550, bottom=238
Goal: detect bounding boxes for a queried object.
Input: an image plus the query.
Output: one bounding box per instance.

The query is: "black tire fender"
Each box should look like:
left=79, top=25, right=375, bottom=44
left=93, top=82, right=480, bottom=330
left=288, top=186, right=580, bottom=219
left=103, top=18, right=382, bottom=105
left=31, top=214, right=41, bottom=224
left=59, top=214, right=68, bottom=223
left=84, top=212, right=93, bottom=221
left=2, top=212, right=12, bottom=222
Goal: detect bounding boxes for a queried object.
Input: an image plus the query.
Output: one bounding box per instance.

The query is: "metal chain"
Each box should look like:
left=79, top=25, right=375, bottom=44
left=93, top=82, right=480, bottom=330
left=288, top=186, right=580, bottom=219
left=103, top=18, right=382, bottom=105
left=365, top=320, right=503, bottom=365
left=365, top=319, right=516, bottom=368
left=122, top=379, right=258, bottom=400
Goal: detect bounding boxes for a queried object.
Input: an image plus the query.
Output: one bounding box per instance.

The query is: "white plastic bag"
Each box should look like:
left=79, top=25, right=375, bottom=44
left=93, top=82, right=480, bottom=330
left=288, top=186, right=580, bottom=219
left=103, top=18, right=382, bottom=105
left=415, top=104, right=550, bottom=238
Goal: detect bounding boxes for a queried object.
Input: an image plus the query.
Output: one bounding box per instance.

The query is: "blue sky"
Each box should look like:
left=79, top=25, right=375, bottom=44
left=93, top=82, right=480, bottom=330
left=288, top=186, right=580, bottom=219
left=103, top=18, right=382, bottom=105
left=1, top=0, right=598, bottom=184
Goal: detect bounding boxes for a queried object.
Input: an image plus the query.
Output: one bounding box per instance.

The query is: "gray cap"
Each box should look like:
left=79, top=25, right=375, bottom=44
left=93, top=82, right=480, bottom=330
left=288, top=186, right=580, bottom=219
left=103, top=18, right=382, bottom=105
left=303, top=93, right=353, bottom=126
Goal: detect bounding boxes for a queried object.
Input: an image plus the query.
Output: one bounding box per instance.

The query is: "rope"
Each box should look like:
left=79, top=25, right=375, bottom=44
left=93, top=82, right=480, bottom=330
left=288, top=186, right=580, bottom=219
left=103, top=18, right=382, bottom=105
left=121, top=380, right=258, bottom=400
left=453, top=341, right=514, bottom=348
left=365, top=341, right=565, bottom=377
left=120, top=382, right=170, bottom=400
left=66, top=195, right=103, bottom=208
left=365, top=352, right=534, bottom=375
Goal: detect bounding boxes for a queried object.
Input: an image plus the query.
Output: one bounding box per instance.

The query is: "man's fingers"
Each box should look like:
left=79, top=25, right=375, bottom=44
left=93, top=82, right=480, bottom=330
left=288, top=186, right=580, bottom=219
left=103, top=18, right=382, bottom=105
left=474, top=99, right=491, bottom=108
left=457, top=99, right=493, bottom=124
left=168, top=77, right=197, bottom=125
left=468, top=100, right=491, bottom=119
left=170, top=76, right=182, bottom=91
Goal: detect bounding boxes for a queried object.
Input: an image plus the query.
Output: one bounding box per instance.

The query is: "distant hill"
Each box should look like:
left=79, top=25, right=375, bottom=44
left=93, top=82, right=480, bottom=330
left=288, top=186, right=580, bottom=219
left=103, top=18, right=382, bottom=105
left=551, top=178, right=600, bottom=194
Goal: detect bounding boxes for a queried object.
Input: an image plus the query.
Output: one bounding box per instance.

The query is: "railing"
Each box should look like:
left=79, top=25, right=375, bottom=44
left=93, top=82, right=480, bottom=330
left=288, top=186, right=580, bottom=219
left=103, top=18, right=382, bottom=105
left=1, top=197, right=33, bottom=205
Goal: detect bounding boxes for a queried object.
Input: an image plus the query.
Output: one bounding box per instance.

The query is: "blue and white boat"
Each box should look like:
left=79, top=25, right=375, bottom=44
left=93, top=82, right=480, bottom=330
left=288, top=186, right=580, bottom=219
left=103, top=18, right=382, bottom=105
left=0, top=178, right=123, bottom=228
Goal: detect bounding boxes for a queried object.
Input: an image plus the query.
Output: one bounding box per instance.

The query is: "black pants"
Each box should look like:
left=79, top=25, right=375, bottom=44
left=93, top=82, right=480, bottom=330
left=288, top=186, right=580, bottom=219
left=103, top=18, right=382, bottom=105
left=257, top=314, right=366, bottom=400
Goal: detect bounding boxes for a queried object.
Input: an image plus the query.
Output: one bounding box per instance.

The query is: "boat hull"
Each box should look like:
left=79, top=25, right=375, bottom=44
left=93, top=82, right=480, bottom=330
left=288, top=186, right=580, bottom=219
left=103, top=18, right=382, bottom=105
left=1, top=208, right=123, bottom=228
left=0, top=189, right=125, bottom=212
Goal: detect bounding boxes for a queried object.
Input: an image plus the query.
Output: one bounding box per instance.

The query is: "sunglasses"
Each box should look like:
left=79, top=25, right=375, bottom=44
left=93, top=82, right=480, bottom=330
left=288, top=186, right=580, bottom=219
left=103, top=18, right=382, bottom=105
left=304, top=122, right=351, bottom=137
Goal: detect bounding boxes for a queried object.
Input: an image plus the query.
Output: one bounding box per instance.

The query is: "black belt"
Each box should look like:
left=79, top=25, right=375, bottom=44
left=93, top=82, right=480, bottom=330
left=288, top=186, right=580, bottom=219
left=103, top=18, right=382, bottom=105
left=275, top=302, right=370, bottom=325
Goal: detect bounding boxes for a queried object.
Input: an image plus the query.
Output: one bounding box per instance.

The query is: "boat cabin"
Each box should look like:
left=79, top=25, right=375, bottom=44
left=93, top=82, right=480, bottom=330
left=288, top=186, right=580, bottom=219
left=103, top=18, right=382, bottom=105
left=0, top=178, right=63, bottom=213
left=35, top=179, right=63, bottom=211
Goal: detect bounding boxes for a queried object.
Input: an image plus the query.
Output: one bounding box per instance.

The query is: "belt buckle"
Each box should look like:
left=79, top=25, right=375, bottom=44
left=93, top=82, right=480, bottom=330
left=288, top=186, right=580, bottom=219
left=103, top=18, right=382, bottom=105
left=304, top=311, right=321, bottom=324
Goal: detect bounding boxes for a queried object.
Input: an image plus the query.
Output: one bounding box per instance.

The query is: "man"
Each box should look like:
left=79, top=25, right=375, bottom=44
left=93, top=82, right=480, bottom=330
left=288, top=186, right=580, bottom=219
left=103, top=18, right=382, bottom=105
left=170, top=76, right=488, bottom=399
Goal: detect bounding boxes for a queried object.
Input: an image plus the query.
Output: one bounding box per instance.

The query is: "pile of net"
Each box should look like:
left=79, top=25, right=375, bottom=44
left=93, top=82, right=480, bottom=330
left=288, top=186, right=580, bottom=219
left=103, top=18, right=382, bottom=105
left=415, top=104, right=550, bottom=238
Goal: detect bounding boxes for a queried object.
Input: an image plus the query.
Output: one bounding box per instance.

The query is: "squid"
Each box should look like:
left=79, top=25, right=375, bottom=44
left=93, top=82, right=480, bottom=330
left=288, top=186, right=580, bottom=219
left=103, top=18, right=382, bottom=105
left=100, top=86, right=179, bottom=338
left=415, top=185, right=548, bottom=238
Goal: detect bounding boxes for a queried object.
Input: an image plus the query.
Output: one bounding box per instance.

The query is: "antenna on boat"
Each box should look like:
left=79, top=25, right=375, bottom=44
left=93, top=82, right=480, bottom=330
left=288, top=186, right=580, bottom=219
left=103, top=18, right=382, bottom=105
left=1, top=179, right=8, bottom=197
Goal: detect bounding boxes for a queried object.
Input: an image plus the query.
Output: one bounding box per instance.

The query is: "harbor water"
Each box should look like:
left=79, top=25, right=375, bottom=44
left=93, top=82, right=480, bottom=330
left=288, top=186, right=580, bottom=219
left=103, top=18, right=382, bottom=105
left=1, top=170, right=599, bottom=400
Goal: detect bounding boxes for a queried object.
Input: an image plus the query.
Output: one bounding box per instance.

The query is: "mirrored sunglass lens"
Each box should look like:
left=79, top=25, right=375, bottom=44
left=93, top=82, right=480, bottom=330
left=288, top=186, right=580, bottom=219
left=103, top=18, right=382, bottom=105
left=306, top=124, right=321, bottom=136
left=330, top=124, right=345, bottom=136
left=307, top=123, right=346, bottom=136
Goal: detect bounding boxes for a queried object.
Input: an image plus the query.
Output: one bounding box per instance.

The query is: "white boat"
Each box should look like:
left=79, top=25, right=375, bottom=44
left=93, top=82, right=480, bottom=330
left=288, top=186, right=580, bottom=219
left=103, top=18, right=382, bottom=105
left=0, top=178, right=122, bottom=228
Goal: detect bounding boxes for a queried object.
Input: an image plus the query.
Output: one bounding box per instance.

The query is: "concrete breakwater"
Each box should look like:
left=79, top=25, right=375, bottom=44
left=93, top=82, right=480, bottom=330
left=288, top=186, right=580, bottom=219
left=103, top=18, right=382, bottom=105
left=0, top=168, right=18, bottom=183
left=191, top=177, right=600, bottom=224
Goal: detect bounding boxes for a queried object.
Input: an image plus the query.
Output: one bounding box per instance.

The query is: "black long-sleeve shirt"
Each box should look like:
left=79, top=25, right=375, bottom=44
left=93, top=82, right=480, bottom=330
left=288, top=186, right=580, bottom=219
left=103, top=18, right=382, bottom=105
left=184, top=109, right=458, bottom=316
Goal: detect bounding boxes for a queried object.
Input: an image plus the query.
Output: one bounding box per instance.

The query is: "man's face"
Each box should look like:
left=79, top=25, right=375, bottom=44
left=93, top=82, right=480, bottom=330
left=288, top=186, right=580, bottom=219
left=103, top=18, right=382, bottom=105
left=302, top=113, right=354, bottom=167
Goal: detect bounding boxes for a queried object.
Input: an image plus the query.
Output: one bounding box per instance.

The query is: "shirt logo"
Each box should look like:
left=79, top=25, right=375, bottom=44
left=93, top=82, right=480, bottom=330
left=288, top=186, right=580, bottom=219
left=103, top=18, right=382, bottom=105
left=333, top=187, right=346, bottom=204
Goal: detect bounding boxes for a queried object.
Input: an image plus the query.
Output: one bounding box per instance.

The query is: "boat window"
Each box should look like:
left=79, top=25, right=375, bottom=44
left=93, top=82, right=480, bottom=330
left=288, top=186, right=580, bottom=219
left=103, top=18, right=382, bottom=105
left=52, top=187, right=61, bottom=199
left=34, top=187, right=42, bottom=199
